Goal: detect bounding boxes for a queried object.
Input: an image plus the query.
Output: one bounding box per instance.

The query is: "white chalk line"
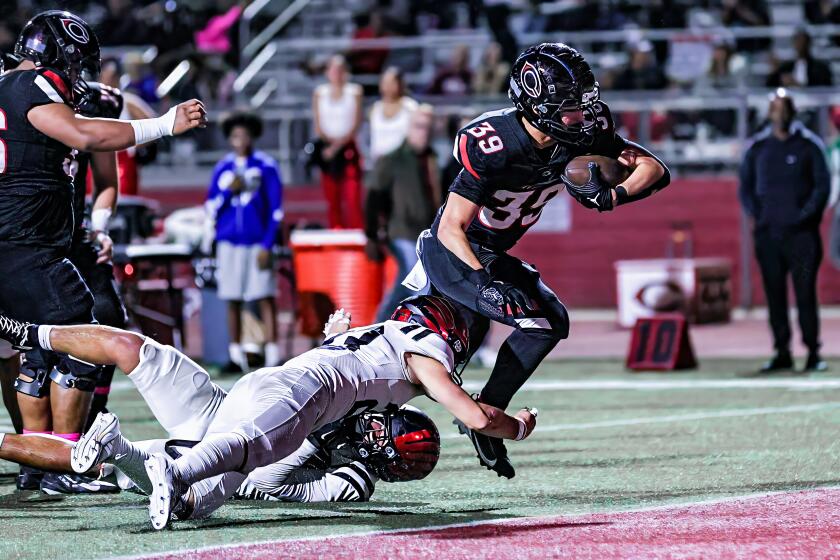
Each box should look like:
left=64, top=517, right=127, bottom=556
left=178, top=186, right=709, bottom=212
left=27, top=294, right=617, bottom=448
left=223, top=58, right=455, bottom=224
left=443, top=401, right=840, bottom=440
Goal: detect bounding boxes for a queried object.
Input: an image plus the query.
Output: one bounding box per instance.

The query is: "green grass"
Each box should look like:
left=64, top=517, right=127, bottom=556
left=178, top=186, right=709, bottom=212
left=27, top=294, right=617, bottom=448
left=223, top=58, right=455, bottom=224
left=1, top=359, right=838, bottom=559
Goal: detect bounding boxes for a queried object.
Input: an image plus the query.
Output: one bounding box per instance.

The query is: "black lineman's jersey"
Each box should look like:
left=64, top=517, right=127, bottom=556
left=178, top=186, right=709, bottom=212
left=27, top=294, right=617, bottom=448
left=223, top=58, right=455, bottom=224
left=431, top=102, right=627, bottom=252
left=0, top=68, right=75, bottom=248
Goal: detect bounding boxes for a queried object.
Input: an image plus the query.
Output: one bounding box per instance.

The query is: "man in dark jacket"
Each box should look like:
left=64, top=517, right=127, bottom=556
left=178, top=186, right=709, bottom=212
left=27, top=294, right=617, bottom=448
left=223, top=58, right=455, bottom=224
left=739, top=90, right=830, bottom=373
left=365, top=105, right=441, bottom=321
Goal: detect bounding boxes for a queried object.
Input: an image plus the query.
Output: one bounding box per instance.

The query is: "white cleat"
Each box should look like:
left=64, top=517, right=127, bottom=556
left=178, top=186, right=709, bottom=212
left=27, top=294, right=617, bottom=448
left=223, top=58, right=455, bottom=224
left=71, top=412, right=120, bottom=474
left=145, top=453, right=181, bottom=531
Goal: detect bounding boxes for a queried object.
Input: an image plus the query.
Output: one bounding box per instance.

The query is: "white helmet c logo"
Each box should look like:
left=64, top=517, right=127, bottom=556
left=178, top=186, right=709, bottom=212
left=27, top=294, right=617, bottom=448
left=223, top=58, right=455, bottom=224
left=520, top=62, right=542, bottom=98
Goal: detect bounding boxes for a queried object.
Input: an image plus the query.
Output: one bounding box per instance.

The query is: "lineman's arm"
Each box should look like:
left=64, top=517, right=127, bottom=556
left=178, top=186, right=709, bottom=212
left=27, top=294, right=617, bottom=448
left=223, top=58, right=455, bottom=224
left=28, top=99, right=206, bottom=152
left=89, top=151, right=119, bottom=263
left=407, top=353, right=536, bottom=440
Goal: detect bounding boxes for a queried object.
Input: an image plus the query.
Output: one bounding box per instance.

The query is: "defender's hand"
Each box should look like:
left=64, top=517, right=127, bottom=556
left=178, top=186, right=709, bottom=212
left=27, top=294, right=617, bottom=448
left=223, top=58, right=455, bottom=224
left=172, top=99, right=207, bottom=135
left=562, top=162, right=615, bottom=212
left=323, top=308, right=352, bottom=337
left=514, top=407, right=538, bottom=440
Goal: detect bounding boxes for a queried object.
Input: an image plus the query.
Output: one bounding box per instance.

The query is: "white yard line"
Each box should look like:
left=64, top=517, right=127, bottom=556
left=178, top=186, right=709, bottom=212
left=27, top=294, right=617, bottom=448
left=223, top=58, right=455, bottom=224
left=121, top=486, right=840, bottom=560
left=443, top=401, right=840, bottom=439
left=462, top=378, right=840, bottom=391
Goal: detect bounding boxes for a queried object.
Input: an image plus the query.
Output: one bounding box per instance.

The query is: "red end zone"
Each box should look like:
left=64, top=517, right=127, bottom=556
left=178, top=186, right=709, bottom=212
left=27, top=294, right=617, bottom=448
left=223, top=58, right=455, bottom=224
left=148, top=488, right=840, bottom=560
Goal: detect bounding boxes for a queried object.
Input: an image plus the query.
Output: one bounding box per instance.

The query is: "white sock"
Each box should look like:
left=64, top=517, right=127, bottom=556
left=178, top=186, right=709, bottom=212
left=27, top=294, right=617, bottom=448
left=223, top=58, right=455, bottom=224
left=264, top=342, right=280, bottom=367
left=174, top=432, right=248, bottom=485
left=229, top=343, right=246, bottom=369
left=38, top=325, right=54, bottom=350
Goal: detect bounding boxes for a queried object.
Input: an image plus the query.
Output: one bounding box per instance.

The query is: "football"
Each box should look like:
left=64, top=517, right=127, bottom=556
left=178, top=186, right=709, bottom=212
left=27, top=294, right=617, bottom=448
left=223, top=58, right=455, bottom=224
left=563, top=155, right=632, bottom=187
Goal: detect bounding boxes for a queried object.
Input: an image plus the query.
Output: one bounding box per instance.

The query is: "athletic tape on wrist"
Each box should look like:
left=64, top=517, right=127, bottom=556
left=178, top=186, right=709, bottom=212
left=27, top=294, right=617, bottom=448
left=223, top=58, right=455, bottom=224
left=515, top=417, right=527, bottom=441
left=129, top=106, right=177, bottom=145
left=91, top=208, right=112, bottom=233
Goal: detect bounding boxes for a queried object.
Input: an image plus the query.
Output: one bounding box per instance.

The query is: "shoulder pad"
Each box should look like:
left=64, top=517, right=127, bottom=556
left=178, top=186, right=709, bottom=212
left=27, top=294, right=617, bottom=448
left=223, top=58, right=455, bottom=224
left=33, top=67, right=72, bottom=104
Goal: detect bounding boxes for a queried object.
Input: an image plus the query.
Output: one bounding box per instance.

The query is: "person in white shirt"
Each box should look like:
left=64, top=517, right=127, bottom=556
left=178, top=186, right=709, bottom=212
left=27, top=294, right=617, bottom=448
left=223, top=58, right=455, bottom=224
left=369, top=67, right=418, bottom=162
left=312, top=55, right=365, bottom=228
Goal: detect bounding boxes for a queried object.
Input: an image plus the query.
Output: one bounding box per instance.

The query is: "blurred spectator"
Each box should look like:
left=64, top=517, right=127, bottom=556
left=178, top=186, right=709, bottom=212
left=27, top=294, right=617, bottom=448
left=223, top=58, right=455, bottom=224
left=312, top=55, right=365, bottom=229
left=766, top=29, right=832, bottom=88
left=349, top=9, right=391, bottom=77
left=614, top=41, right=667, bottom=90
left=693, top=39, right=745, bottom=92
left=122, top=52, right=160, bottom=106
left=805, top=0, right=840, bottom=45
left=472, top=42, right=510, bottom=96
left=482, top=0, right=518, bottom=65
left=427, top=45, right=472, bottom=96
left=100, top=57, right=158, bottom=196
left=739, top=91, right=829, bottom=373
left=365, top=105, right=441, bottom=321
left=206, top=112, right=284, bottom=372
left=722, top=0, right=771, bottom=53
left=96, top=0, right=148, bottom=46
left=369, top=67, right=418, bottom=163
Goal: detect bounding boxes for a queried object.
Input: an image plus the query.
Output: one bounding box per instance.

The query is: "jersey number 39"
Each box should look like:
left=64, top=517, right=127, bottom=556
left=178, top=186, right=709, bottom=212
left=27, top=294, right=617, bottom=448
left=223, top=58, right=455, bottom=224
left=466, top=121, right=503, bottom=154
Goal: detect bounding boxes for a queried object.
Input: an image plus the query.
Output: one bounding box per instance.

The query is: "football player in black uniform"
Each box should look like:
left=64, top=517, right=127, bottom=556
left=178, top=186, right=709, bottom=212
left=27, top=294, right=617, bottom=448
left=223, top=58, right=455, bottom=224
left=68, top=81, right=129, bottom=432
left=414, top=43, right=671, bottom=478
left=0, top=11, right=206, bottom=489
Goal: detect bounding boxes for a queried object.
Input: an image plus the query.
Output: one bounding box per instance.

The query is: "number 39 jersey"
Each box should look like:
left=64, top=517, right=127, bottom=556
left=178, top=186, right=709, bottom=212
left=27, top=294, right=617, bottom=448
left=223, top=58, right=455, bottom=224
left=0, top=68, right=75, bottom=248
left=432, top=103, right=627, bottom=252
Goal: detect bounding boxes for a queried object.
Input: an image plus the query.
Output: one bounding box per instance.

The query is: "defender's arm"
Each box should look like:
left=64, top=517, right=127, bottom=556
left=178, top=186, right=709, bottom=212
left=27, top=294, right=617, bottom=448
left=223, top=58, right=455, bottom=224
left=407, top=353, right=536, bottom=440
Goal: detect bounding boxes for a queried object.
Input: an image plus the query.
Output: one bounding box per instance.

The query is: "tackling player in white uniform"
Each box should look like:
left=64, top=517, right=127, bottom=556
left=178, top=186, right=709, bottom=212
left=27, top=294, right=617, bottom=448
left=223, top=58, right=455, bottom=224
left=0, top=296, right=538, bottom=529
left=0, top=311, right=440, bottom=503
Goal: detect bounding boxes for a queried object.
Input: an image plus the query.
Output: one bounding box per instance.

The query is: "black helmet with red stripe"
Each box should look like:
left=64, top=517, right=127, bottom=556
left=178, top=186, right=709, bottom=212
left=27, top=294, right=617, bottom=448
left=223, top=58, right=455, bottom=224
left=14, top=11, right=101, bottom=105
left=354, top=405, right=440, bottom=482
left=508, top=42, right=600, bottom=145
left=391, top=295, right=470, bottom=378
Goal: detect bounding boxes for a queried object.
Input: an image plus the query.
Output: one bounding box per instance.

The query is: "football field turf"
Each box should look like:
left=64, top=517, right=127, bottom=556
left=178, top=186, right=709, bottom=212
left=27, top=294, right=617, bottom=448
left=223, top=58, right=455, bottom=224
left=1, top=359, right=838, bottom=559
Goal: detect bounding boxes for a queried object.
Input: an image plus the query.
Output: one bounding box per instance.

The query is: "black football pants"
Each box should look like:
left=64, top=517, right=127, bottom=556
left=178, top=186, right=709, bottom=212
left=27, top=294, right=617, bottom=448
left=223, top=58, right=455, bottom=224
left=421, top=235, right=569, bottom=410
left=753, top=227, right=822, bottom=354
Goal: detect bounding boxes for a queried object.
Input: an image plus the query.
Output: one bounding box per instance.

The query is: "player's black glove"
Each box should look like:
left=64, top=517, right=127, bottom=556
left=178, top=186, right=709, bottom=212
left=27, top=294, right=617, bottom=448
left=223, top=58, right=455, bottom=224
left=470, top=268, right=534, bottom=321
left=562, top=162, right=615, bottom=212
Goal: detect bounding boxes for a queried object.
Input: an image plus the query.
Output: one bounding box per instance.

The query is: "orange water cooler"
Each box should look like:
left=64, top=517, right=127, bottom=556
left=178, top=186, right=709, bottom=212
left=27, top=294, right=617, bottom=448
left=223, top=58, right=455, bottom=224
left=291, top=229, right=395, bottom=336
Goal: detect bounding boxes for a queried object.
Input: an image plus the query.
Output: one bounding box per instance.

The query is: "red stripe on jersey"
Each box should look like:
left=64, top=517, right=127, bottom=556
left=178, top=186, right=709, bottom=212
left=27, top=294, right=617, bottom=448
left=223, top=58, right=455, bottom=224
left=459, top=134, right=480, bottom=179
left=43, top=70, right=71, bottom=101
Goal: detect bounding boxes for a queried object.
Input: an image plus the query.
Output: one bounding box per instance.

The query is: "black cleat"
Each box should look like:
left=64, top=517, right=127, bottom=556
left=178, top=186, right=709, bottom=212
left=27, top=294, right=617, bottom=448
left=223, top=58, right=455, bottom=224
left=803, top=353, right=828, bottom=373
left=0, top=314, right=35, bottom=351
left=454, top=418, right=515, bottom=479
left=16, top=466, right=44, bottom=490
left=220, top=360, right=243, bottom=375
left=40, top=472, right=120, bottom=495
left=759, top=352, right=794, bottom=374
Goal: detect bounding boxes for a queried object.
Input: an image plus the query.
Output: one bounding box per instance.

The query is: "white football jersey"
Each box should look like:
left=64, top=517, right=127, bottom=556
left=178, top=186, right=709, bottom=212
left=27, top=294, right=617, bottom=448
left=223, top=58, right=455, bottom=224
left=282, top=320, right=454, bottom=416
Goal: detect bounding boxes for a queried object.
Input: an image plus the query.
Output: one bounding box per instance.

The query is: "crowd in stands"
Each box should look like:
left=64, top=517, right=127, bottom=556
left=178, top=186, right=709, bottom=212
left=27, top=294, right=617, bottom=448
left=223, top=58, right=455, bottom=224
left=1, top=0, right=247, bottom=105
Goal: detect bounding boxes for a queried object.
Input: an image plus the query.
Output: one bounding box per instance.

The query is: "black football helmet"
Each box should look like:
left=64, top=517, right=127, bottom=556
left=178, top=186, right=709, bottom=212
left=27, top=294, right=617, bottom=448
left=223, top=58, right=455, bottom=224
left=14, top=11, right=101, bottom=105
left=391, top=295, right=470, bottom=382
left=353, top=405, right=440, bottom=483
left=508, top=43, right=600, bottom=145
left=75, top=82, right=124, bottom=119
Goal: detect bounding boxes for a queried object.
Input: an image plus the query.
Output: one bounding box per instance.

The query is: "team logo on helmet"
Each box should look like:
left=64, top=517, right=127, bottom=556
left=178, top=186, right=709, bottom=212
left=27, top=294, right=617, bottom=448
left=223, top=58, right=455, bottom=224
left=520, top=61, right=542, bottom=98
left=61, top=18, right=89, bottom=44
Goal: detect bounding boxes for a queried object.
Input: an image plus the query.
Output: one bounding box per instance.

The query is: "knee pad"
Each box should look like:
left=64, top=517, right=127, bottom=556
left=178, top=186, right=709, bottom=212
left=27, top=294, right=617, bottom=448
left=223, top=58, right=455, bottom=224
left=15, top=349, right=58, bottom=398
left=49, top=355, right=101, bottom=392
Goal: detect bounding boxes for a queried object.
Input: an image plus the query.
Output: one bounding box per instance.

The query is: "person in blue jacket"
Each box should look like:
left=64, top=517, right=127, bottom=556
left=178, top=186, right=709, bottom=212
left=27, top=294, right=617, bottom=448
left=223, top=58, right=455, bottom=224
left=206, top=112, right=283, bottom=372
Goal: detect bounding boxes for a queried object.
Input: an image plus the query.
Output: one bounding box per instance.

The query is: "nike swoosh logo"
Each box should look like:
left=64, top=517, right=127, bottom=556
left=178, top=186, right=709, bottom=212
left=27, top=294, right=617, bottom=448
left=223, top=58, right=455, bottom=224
left=114, top=453, right=127, bottom=461
left=471, top=434, right=497, bottom=467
